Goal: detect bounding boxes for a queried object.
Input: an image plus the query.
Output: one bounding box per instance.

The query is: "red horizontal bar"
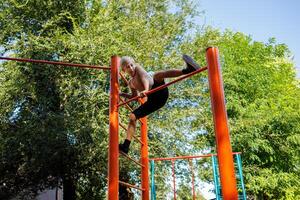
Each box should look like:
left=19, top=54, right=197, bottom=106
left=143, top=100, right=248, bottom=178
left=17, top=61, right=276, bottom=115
left=119, top=97, right=135, bottom=112
left=119, top=123, right=128, bottom=131
left=0, top=56, right=110, bottom=70
left=119, top=180, right=145, bottom=191
left=119, top=72, right=130, bottom=86
left=118, top=66, right=208, bottom=107
left=132, top=135, right=144, bottom=146
left=120, top=151, right=145, bottom=168
left=119, top=123, right=144, bottom=145
left=119, top=98, right=143, bottom=125
left=150, top=152, right=241, bottom=161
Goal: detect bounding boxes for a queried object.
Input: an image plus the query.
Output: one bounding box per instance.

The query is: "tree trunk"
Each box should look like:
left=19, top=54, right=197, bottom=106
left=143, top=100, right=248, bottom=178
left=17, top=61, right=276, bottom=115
left=63, top=177, right=76, bottom=200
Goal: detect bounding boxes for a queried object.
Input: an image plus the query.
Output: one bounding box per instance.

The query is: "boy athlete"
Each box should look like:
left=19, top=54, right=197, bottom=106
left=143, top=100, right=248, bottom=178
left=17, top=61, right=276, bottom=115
left=119, top=55, right=200, bottom=154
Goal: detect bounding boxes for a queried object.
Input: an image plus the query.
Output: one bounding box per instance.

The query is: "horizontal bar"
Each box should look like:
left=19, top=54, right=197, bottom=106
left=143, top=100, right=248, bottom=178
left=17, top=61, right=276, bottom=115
left=150, top=152, right=241, bottom=161
left=132, top=135, right=144, bottom=146
left=120, top=151, right=145, bottom=168
left=119, top=97, right=135, bottom=112
left=119, top=180, right=145, bottom=191
left=119, top=123, right=127, bottom=131
left=119, top=72, right=130, bottom=86
left=0, top=56, right=110, bottom=70
left=119, top=98, right=143, bottom=125
left=119, top=123, right=144, bottom=145
left=118, top=66, right=208, bottom=107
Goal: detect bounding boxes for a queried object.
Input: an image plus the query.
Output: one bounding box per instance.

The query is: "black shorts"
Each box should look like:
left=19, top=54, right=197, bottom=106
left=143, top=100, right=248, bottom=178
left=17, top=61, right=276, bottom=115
left=133, top=80, right=169, bottom=119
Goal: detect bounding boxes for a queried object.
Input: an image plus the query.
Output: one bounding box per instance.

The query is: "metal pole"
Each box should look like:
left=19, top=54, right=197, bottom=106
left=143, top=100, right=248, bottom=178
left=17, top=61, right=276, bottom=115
left=188, top=159, right=196, bottom=200
left=206, top=47, right=238, bottom=200
left=0, top=56, right=110, bottom=70
left=172, top=160, right=176, bottom=200
left=236, top=154, right=247, bottom=199
left=141, top=102, right=150, bottom=200
left=212, top=156, right=220, bottom=200
left=108, top=55, right=120, bottom=200
left=150, top=152, right=241, bottom=161
left=150, top=160, right=156, bottom=200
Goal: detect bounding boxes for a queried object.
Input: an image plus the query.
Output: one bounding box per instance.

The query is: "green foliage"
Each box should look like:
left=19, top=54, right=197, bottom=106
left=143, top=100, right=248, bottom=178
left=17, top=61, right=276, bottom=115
left=188, top=28, right=300, bottom=199
left=0, top=0, right=199, bottom=199
left=248, top=169, right=300, bottom=200
left=150, top=28, right=300, bottom=199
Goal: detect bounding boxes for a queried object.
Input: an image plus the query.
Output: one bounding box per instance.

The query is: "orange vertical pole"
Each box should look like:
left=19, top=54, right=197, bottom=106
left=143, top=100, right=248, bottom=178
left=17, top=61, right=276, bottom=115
left=108, top=55, right=120, bottom=200
left=141, top=98, right=150, bottom=200
left=206, top=47, right=238, bottom=200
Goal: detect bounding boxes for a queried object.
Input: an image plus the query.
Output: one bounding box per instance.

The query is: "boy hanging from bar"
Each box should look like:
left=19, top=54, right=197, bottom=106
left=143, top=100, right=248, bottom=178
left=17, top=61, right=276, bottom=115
left=119, top=55, right=200, bottom=154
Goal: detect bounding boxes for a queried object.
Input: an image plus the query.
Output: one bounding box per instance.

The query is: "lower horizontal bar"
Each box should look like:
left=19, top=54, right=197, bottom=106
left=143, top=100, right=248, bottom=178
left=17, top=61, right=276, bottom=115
left=119, top=98, right=143, bottom=125
left=119, top=72, right=130, bottom=86
left=119, top=123, right=144, bottom=145
left=120, top=151, right=145, bottom=168
left=119, top=180, right=145, bottom=191
left=0, top=56, right=110, bottom=70
left=150, top=152, right=241, bottom=161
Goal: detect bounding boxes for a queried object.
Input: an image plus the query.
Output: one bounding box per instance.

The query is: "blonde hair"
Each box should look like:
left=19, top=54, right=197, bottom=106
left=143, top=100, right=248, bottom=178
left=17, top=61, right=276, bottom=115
left=120, top=56, right=135, bottom=67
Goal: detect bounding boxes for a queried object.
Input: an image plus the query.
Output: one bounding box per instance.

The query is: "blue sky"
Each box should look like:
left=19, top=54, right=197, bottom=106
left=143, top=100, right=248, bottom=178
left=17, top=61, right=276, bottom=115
left=197, top=0, right=300, bottom=78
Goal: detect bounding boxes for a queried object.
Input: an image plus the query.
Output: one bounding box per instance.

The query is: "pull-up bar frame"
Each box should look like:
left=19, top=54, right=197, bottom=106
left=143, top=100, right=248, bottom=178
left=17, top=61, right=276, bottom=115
left=0, top=56, right=110, bottom=70
left=206, top=47, right=238, bottom=199
left=0, top=47, right=238, bottom=200
left=150, top=152, right=242, bottom=200
left=109, top=47, right=238, bottom=200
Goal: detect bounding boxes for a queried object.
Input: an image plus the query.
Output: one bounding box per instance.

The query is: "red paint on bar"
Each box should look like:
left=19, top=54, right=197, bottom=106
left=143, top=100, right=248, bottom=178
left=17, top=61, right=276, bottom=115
left=133, top=135, right=144, bottom=145
left=119, top=123, right=144, bottom=145
left=119, top=97, right=144, bottom=125
left=0, top=56, right=110, bottom=70
left=108, top=56, right=120, bottom=200
left=119, top=181, right=145, bottom=191
left=119, top=123, right=127, bottom=131
left=119, top=151, right=145, bottom=168
left=206, top=47, right=238, bottom=200
left=119, top=72, right=130, bottom=85
left=150, top=152, right=241, bottom=161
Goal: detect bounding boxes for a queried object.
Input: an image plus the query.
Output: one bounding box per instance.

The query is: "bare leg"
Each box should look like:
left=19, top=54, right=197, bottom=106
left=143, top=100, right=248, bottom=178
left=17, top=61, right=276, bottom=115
left=153, top=55, right=200, bottom=82
left=153, top=69, right=183, bottom=82
left=126, top=113, right=137, bottom=141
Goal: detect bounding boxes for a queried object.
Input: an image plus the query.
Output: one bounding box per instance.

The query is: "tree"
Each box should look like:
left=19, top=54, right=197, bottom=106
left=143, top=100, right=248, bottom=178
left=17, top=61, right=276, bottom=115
left=148, top=28, right=300, bottom=199
left=0, top=0, right=87, bottom=199
left=184, top=28, right=300, bottom=199
left=1, top=1, right=299, bottom=199
left=0, top=0, right=199, bottom=199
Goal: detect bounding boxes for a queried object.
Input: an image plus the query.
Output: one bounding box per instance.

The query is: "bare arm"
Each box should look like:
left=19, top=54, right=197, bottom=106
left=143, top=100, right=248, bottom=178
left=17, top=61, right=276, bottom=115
left=130, top=87, right=138, bottom=98
left=140, top=75, right=150, bottom=95
left=120, top=87, right=138, bottom=99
